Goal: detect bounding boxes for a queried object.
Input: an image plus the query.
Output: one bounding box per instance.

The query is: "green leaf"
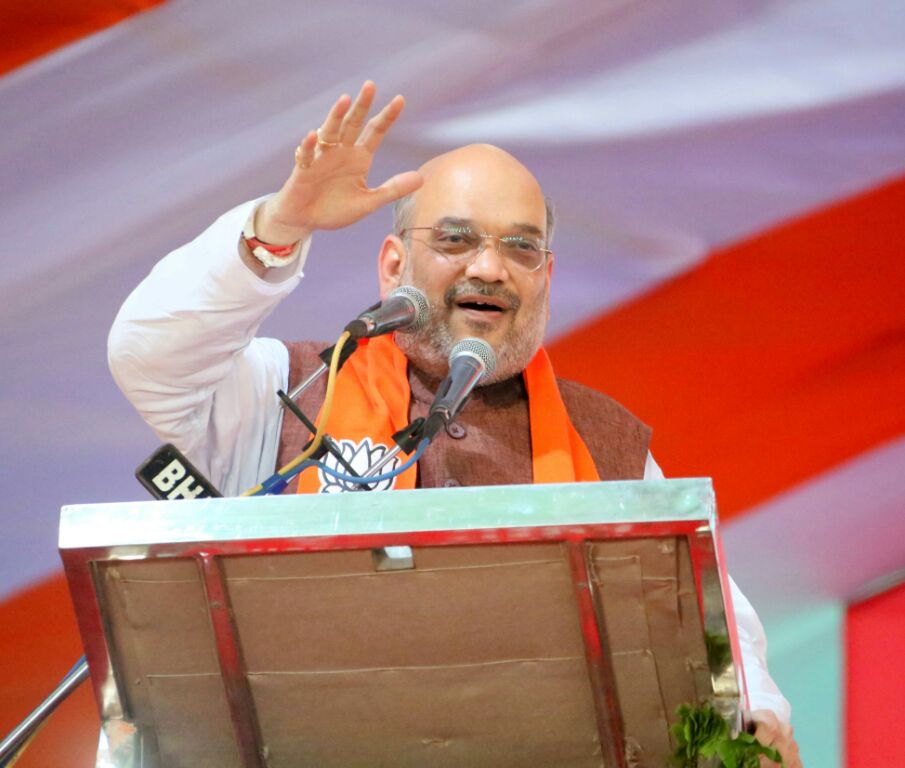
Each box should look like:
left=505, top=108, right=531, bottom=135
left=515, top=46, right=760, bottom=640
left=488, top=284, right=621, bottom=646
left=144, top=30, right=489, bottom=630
left=668, top=701, right=786, bottom=768
left=715, top=741, right=739, bottom=768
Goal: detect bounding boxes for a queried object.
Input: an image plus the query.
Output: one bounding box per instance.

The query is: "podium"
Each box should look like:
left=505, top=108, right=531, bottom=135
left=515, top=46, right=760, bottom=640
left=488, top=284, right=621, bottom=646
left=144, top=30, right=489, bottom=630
left=59, top=479, right=744, bottom=768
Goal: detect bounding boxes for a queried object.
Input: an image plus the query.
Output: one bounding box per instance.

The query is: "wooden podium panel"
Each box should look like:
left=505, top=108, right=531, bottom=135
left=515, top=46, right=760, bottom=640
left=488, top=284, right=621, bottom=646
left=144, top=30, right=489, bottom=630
left=59, top=479, right=743, bottom=768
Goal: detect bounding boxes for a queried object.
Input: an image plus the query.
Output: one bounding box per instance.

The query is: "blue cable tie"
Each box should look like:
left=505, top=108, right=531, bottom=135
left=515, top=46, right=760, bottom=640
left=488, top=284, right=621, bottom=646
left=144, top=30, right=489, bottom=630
left=257, top=473, right=289, bottom=496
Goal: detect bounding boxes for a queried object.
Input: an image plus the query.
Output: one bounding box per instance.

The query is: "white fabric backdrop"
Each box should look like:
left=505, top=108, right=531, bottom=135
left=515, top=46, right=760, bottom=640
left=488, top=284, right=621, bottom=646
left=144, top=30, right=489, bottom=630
left=0, top=0, right=903, bottom=604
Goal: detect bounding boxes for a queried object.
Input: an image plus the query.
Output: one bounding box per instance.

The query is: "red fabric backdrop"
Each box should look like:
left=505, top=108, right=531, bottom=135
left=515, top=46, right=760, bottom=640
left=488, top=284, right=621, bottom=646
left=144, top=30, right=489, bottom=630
left=846, top=581, right=905, bottom=767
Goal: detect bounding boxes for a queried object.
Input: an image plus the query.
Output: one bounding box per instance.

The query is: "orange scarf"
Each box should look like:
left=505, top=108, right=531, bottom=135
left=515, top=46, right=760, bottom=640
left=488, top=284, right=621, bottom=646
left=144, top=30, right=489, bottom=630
left=296, top=335, right=599, bottom=493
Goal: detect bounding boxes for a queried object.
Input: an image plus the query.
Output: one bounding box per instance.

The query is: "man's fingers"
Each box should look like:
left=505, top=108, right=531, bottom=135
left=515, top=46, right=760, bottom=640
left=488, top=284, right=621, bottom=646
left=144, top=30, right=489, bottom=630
left=753, top=726, right=781, bottom=768
left=294, top=130, right=318, bottom=169
left=368, top=170, right=424, bottom=211
left=748, top=710, right=780, bottom=735
left=340, top=81, right=376, bottom=145
left=359, top=95, right=406, bottom=153
left=318, top=94, right=352, bottom=144
left=748, top=710, right=801, bottom=768
left=759, top=746, right=802, bottom=768
left=754, top=722, right=778, bottom=746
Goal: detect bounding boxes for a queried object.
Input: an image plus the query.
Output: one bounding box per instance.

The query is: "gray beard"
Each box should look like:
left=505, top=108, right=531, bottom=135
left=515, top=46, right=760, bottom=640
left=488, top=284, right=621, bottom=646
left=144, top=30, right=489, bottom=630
left=394, top=281, right=549, bottom=385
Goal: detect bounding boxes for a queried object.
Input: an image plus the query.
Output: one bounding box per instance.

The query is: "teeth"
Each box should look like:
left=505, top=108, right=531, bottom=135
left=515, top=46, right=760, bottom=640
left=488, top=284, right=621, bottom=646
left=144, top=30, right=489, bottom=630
left=456, top=297, right=505, bottom=312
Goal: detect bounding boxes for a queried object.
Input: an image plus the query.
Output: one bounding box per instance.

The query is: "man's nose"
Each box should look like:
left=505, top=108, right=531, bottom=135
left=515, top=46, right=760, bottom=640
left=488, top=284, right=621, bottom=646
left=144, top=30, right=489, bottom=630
left=464, top=236, right=509, bottom=283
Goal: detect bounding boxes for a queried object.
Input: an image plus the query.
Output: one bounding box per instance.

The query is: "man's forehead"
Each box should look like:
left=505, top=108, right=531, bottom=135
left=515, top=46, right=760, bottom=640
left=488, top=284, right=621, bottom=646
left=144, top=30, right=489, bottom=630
left=412, top=144, right=547, bottom=229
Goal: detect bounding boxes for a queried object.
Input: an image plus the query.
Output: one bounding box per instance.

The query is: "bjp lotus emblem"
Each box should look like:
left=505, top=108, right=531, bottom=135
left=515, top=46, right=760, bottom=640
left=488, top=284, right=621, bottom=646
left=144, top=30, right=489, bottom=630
left=317, top=438, right=400, bottom=493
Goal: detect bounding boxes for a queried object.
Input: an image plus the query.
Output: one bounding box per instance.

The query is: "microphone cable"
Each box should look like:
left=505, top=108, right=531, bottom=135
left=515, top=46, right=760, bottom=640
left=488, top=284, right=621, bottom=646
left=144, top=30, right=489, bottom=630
left=242, top=330, right=352, bottom=497
left=284, top=436, right=431, bottom=490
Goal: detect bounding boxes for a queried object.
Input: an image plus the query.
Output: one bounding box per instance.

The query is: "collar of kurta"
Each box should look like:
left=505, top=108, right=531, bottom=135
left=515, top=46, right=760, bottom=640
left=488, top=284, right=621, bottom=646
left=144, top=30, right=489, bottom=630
left=295, top=335, right=600, bottom=493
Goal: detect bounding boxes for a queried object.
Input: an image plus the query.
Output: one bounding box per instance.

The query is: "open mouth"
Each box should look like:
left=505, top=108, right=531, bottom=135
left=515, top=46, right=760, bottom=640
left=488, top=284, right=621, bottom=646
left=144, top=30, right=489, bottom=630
left=453, top=294, right=510, bottom=315
left=456, top=299, right=506, bottom=314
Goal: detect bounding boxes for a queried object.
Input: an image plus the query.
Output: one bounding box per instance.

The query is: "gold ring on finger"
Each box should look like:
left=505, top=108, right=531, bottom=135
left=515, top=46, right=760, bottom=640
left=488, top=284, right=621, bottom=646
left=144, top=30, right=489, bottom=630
left=316, top=129, right=341, bottom=148
left=294, top=145, right=310, bottom=168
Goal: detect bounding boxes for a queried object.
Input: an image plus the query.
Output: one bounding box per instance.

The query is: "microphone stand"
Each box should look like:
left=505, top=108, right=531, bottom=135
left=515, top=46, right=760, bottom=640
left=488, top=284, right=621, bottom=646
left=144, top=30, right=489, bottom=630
left=0, top=657, right=89, bottom=766
left=285, top=337, right=360, bottom=402
left=353, top=419, right=427, bottom=489
left=280, top=334, right=433, bottom=491
left=277, top=338, right=367, bottom=485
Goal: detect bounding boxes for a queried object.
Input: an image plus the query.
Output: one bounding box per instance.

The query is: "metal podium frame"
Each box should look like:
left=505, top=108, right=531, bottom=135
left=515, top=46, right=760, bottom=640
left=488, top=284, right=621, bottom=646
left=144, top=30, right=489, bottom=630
left=59, top=478, right=744, bottom=768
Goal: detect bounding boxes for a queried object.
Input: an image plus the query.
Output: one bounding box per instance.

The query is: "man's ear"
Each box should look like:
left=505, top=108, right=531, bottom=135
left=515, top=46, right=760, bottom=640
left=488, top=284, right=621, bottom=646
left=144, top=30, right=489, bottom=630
left=378, top=235, right=406, bottom=299
left=545, top=251, right=555, bottom=321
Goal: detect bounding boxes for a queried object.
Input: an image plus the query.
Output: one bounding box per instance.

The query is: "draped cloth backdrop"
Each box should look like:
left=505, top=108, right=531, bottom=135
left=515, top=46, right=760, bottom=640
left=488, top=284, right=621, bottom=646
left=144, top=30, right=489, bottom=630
left=0, top=2, right=903, bottom=765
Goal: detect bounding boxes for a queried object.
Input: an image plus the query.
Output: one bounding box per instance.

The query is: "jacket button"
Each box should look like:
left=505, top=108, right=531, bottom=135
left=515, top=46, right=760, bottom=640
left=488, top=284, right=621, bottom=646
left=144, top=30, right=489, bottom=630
left=443, top=478, right=461, bottom=488
left=446, top=422, right=467, bottom=439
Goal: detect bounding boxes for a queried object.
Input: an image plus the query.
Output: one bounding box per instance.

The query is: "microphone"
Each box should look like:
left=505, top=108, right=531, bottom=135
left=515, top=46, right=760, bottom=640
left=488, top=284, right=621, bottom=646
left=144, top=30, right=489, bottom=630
left=423, top=338, right=496, bottom=439
left=344, top=285, right=429, bottom=340
left=136, top=444, right=222, bottom=500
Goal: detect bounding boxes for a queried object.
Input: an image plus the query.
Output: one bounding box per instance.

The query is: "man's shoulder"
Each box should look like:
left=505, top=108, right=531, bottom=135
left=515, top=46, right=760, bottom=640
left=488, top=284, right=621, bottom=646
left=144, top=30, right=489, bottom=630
left=555, top=377, right=651, bottom=480
left=556, top=377, right=650, bottom=432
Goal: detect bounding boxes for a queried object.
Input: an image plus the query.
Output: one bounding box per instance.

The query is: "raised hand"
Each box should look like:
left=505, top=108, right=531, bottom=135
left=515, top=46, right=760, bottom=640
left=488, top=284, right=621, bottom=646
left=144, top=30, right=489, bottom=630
left=747, top=709, right=803, bottom=768
left=255, top=81, right=423, bottom=246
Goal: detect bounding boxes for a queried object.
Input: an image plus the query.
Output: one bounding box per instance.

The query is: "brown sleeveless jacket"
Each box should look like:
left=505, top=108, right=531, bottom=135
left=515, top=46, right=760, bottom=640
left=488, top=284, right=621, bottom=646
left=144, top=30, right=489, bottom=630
left=277, top=341, right=651, bottom=492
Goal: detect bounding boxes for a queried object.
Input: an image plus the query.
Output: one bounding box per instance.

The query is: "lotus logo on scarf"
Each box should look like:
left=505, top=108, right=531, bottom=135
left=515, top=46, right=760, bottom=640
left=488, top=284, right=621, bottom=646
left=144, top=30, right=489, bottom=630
left=317, top=438, right=400, bottom=493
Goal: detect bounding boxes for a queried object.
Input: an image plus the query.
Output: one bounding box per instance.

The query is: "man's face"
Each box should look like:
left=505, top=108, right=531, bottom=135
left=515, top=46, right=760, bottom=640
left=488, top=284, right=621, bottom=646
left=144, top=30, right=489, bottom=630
left=384, top=146, right=553, bottom=383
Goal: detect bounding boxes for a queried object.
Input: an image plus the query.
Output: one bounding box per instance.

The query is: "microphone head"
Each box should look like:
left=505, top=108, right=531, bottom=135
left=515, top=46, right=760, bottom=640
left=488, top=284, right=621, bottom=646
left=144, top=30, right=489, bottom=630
left=390, top=285, right=430, bottom=332
left=449, top=337, right=497, bottom=380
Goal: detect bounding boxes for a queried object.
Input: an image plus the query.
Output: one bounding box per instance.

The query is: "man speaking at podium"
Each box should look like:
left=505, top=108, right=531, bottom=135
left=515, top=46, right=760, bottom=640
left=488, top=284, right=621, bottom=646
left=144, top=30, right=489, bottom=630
left=109, top=82, right=800, bottom=767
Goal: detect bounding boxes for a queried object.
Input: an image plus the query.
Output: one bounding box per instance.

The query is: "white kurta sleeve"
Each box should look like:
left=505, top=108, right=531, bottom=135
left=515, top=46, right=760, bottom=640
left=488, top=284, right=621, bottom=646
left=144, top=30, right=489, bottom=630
left=643, top=453, right=791, bottom=722
left=729, top=578, right=792, bottom=722
left=108, top=198, right=311, bottom=497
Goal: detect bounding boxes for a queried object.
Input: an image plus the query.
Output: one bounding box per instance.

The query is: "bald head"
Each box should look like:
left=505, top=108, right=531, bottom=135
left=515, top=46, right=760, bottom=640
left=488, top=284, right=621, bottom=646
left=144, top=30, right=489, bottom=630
left=393, top=144, right=555, bottom=245
left=418, top=144, right=540, bottom=189
left=382, top=143, right=555, bottom=384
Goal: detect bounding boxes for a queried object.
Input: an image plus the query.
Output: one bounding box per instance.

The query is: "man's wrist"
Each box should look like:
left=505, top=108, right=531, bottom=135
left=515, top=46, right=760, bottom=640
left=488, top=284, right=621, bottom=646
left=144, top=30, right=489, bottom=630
left=253, top=198, right=312, bottom=246
left=241, top=202, right=306, bottom=270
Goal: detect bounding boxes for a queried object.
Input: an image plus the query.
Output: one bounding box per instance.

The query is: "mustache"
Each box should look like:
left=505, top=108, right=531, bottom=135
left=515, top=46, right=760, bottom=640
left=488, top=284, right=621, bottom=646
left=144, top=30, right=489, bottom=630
left=443, top=281, right=522, bottom=312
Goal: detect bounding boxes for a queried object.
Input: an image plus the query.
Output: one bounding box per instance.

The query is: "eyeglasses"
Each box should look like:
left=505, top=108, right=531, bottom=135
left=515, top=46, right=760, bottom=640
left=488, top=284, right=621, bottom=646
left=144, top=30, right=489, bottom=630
left=401, top=225, right=551, bottom=273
